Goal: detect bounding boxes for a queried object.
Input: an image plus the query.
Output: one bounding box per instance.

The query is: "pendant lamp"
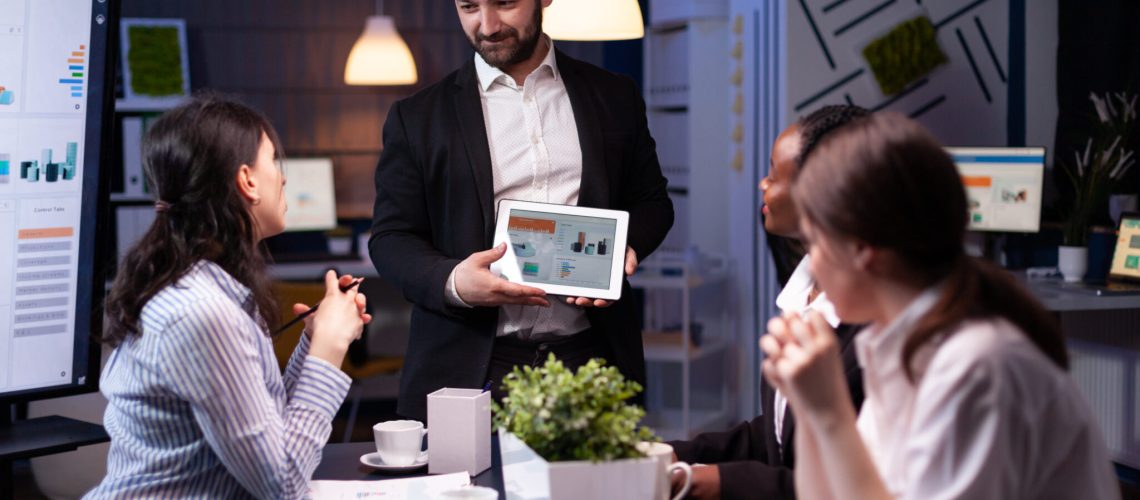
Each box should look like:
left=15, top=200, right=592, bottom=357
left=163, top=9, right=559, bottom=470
left=345, top=0, right=417, bottom=85
left=543, top=0, right=645, bottom=41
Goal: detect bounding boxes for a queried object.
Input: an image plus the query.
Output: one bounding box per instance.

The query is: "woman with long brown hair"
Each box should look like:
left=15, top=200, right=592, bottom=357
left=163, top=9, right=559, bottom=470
left=760, top=112, right=1118, bottom=499
left=87, top=95, right=371, bottom=499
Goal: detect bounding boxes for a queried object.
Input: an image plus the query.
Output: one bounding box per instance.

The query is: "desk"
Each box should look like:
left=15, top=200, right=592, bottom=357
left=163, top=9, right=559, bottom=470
left=1023, top=278, right=1140, bottom=312
left=1022, top=275, right=1140, bottom=469
left=314, top=435, right=505, bottom=499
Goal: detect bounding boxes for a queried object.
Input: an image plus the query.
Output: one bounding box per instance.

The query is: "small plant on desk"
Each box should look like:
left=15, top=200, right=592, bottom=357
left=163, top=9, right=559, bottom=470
left=492, top=354, right=656, bottom=462
left=1058, top=91, right=1136, bottom=247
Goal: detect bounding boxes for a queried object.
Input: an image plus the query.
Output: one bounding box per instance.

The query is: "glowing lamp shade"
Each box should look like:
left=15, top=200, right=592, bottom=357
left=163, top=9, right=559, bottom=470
left=543, top=0, right=645, bottom=41
left=345, top=16, right=417, bottom=85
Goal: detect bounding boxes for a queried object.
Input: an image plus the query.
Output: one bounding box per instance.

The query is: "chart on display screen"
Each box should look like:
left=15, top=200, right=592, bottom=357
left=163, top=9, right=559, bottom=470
left=1, top=0, right=110, bottom=400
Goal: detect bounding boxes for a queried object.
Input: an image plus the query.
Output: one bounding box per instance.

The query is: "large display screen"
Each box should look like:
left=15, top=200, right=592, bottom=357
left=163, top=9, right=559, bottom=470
left=0, top=0, right=112, bottom=401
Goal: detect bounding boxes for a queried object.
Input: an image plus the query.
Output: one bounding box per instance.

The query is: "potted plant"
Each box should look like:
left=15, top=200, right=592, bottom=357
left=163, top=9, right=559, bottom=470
left=1057, top=91, right=1136, bottom=282
left=493, top=354, right=662, bottom=500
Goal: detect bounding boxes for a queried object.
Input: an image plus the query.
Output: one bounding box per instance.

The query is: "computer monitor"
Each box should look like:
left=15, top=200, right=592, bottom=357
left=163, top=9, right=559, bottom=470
left=281, top=158, right=337, bottom=232
left=0, top=0, right=114, bottom=404
left=946, top=147, right=1046, bottom=233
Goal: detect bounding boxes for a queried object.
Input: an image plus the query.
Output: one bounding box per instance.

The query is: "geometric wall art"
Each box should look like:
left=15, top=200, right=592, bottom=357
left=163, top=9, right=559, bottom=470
left=788, top=0, right=1012, bottom=146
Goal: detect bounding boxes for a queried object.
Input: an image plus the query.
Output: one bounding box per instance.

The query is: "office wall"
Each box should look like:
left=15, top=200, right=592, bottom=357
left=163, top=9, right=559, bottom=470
left=1025, top=1, right=1057, bottom=159
left=727, top=0, right=1059, bottom=417
left=120, top=0, right=602, bottom=218
left=787, top=0, right=1015, bottom=146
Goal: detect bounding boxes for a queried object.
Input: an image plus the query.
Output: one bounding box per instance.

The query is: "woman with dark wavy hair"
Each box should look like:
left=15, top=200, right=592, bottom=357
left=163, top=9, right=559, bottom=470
left=760, top=112, right=1118, bottom=499
left=87, top=95, right=371, bottom=499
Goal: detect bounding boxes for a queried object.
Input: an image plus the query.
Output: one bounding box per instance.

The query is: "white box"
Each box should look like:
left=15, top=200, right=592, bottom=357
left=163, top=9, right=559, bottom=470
left=427, top=388, right=491, bottom=475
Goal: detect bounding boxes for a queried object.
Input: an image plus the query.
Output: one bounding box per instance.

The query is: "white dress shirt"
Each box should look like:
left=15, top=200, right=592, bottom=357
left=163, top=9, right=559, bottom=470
left=445, top=39, right=590, bottom=341
left=771, top=256, right=840, bottom=451
left=854, top=286, right=1119, bottom=499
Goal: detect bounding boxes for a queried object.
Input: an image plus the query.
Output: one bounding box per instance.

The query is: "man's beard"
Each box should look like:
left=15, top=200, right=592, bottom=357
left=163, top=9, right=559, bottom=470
left=469, top=3, right=543, bottom=69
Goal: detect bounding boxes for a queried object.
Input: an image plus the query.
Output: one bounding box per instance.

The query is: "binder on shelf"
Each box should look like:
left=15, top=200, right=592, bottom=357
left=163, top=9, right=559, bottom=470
left=646, top=29, right=691, bottom=108
left=115, top=206, right=156, bottom=262
left=647, top=111, right=690, bottom=189
left=649, top=0, right=729, bottom=26
left=120, top=116, right=146, bottom=199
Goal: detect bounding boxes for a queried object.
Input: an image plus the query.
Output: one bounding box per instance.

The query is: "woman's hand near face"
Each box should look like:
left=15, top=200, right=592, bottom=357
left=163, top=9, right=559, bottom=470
left=307, top=271, right=371, bottom=367
left=760, top=311, right=853, bottom=430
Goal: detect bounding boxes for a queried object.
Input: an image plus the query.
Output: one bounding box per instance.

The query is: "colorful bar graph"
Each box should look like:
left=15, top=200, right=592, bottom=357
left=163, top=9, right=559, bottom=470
left=557, top=261, right=575, bottom=279
left=58, top=44, right=86, bottom=98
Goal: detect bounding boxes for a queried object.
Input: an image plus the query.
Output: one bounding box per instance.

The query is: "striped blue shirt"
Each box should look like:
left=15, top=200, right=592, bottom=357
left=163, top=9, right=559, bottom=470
left=85, top=261, right=351, bottom=499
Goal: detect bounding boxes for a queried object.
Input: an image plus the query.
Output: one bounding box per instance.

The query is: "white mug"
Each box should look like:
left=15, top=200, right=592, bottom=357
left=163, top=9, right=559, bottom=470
left=373, top=420, right=428, bottom=466
left=638, top=441, right=692, bottom=500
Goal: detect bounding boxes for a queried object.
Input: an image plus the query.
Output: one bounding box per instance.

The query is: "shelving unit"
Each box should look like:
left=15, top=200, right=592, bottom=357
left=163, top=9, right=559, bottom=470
left=105, top=99, right=182, bottom=274
left=639, top=0, right=734, bottom=440
left=643, top=3, right=729, bottom=254
left=632, top=251, right=734, bottom=440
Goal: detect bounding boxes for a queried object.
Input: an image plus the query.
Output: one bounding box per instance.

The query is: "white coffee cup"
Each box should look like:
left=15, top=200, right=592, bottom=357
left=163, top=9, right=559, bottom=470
left=637, top=441, right=692, bottom=500
left=436, top=485, right=499, bottom=499
left=373, top=420, right=428, bottom=466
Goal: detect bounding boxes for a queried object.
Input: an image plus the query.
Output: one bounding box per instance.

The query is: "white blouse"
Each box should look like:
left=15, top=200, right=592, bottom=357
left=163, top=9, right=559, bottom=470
left=773, top=256, right=841, bottom=450
left=855, top=287, right=1119, bottom=500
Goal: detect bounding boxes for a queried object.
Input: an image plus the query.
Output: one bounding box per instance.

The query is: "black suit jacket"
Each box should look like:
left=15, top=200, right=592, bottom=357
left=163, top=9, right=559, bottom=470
left=369, top=50, right=674, bottom=421
left=669, top=323, right=865, bottom=500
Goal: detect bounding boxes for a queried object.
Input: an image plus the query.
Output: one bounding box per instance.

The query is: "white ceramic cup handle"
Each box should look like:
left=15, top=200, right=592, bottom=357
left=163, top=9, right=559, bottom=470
left=669, top=462, right=692, bottom=500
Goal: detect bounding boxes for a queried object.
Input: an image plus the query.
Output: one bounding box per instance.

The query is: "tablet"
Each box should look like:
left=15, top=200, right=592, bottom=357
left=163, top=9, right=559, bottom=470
left=491, top=200, right=630, bottom=300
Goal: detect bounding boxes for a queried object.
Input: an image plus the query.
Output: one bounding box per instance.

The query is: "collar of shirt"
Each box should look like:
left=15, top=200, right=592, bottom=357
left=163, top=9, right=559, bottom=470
left=473, top=36, right=559, bottom=93
left=191, top=260, right=257, bottom=318
left=774, top=256, right=841, bottom=328
left=854, top=283, right=943, bottom=379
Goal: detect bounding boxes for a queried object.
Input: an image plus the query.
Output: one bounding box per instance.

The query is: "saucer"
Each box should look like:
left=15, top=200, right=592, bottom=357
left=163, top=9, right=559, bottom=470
left=360, top=450, right=429, bottom=471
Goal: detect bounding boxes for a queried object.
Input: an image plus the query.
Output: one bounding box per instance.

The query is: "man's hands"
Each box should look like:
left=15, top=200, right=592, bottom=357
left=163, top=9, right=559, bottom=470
left=455, top=244, right=639, bottom=309
left=563, top=246, right=638, bottom=308
left=454, top=243, right=551, bottom=308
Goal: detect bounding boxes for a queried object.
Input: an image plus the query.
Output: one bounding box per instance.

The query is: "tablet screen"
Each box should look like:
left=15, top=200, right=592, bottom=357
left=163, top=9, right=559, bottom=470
left=506, top=209, right=618, bottom=290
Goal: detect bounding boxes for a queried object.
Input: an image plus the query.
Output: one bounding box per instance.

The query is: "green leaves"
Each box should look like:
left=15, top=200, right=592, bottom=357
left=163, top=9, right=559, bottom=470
left=1059, top=92, right=1137, bottom=246
left=492, top=354, right=657, bottom=463
left=862, top=16, right=948, bottom=96
left=127, top=26, right=185, bottom=97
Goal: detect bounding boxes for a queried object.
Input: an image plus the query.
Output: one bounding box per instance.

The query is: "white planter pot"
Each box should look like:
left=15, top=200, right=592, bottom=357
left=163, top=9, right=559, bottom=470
left=499, top=430, right=661, bottom=500
left=1058, top=246, right=1088, bottom=283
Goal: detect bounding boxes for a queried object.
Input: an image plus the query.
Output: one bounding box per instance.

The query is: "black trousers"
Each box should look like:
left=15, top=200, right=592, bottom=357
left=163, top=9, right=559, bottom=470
left=485, top=329, right=613, bottom=402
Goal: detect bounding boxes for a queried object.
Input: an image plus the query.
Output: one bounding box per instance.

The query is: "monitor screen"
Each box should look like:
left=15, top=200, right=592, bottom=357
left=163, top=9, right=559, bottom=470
left=946, top=147, right=1046, bottom=233
left=282, top=158, right=337, bottom=232
left=0, top=0, right=113, bottom=401
left=1110, top=215, right=1140, bottom=280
